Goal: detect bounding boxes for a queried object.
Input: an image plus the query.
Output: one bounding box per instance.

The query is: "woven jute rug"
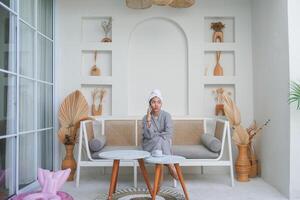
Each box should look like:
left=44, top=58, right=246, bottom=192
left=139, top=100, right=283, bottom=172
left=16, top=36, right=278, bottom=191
left=95, top=187, right=185, bottom=200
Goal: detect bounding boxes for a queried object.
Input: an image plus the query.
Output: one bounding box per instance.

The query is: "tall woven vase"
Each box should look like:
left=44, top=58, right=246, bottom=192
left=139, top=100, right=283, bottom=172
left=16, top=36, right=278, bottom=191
left=235, top=144, right=251, bottom=182
left=62, top=144, right=76, bottom=181
left=248, top=142, right=258, bottom=178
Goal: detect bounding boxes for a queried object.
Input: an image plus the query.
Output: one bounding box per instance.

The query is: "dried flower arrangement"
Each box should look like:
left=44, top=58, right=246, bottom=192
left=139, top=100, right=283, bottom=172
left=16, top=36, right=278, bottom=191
left=221, top=93, right=270, bottom=180
left=101, top=17, right=112, bottom=42
left=91, top=88, right=107, bottom=116
left=212, top=87, right=231, bottom=116
left=221, top=94, right=269, bottom=145
left=211, top=22, right=225, bottom=43
left=211, top=22, right=225, bottom=32
left=58, top=90, right=90, bottom=181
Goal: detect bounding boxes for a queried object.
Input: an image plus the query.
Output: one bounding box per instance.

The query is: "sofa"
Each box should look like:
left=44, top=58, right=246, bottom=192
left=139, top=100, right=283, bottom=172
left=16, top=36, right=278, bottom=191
left=76, top=117, right=234, bottom=188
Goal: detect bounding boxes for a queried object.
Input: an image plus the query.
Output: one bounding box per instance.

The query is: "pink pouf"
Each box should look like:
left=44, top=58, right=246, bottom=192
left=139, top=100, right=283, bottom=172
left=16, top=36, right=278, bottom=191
left=11, top=168, right=73, bottom=200
left=11, top=191, right=73, bottom=200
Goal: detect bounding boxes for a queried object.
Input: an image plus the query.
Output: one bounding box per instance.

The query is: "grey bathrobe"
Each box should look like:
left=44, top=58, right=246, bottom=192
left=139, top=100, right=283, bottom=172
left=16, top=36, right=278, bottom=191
left=142, top=110, right=173, bottom=155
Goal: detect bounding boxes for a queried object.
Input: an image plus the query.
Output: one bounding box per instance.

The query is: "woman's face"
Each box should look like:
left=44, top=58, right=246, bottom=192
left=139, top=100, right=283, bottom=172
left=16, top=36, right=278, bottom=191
left=150, top=97, right=162, bottom=113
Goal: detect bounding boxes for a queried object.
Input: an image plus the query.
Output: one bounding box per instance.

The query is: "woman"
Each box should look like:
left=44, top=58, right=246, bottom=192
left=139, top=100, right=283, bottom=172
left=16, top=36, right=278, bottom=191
left=142, top=89, right=178, bottom=179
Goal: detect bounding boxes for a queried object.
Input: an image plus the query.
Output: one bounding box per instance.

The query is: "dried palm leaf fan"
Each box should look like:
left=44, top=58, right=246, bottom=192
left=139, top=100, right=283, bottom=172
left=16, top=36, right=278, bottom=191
left=126, top=0, right=152, bottom=9
left=222, top=94, right=249, bottom=145
left=58, top=90, right=89, bottom=144
left=169, top=0, right=195, bottom=8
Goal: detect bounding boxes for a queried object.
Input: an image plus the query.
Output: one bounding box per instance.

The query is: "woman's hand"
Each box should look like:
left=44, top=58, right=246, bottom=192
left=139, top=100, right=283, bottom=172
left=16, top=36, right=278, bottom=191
left=146, top=106, right=151, bottom=127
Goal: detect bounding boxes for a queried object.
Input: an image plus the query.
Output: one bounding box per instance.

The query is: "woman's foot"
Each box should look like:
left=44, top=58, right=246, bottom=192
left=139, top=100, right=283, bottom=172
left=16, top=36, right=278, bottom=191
left=167, top=164, right=178, bottom=180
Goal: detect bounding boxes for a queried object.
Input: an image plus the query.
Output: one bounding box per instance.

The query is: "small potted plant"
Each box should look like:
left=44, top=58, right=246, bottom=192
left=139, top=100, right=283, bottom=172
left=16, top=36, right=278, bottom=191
left=101, top=17, right=112, bottom=42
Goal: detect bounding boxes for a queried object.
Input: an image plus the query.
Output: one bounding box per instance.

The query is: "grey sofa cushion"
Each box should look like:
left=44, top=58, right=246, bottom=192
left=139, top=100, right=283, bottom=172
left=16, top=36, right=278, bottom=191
left=172, top=145, right=219, bottom=159
left=89, top=136, right=106, bottom=152
left=91, top=146, right=142, bottom=159
left=201, top=134, right=222, bottom=153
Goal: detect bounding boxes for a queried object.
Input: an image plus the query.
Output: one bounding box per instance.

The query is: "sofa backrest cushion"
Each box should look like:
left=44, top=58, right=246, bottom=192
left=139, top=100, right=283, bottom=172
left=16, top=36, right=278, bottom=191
left=214, top=121, right=225, bottom=142
left=137, top=119, right=204, bottom=145
left=105, top=120, right=136, bottom=146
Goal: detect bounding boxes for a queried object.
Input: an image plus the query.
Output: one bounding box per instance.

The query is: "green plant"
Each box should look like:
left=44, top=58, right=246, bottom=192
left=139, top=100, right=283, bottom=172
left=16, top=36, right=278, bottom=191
left=289, top=81, right=300, bottom=109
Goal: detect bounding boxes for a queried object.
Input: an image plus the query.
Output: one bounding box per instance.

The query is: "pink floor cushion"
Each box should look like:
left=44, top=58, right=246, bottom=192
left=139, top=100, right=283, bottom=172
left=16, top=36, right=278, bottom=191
left=11, top=191, right=73, bottom=200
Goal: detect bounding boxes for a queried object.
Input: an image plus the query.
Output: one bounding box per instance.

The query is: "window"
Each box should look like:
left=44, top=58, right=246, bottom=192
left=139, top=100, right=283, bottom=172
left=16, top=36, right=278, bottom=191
left=0, top=0, right=54, bottom=198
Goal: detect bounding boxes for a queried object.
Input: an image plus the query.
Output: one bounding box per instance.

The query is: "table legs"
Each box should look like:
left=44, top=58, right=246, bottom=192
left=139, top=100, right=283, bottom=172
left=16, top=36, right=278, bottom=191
left=138, top=159, right=153, bottom=196
left=108, top=160, right=120, bottom=200
left=106, top=160, right=189, bottom=200
left=174, top=163, right=189, bottom=200
left=152, top=164, right=163, bottom=200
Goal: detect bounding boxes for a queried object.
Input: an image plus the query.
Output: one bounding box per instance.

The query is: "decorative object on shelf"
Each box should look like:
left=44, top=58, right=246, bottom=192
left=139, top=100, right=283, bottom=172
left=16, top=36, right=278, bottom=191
left=21, top=168, right=72, bottom=200
left=213, top=51, right=224, bottom=76
left=91, top=88, right=107, bottom=116
left=90, top=51, right=101, bottom=76
left=58, top=90, right=89, bottom=181
left=101, top=17, right=112, bottom=42
left=213, top=88, right=231, bottom=116
left=126, top=0, right=194, bottom=9
left=211, top=21, right=225, bottom=43
left=221, top=94, right=270, bottom=181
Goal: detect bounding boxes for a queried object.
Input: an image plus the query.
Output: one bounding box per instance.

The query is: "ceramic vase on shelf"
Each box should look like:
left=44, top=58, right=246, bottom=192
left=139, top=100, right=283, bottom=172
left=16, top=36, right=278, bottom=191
left=213, top=51, right=224, bottom=76
left=61, top=144, right=76, bottom=181
left=235, top=144, right=251, bottom=182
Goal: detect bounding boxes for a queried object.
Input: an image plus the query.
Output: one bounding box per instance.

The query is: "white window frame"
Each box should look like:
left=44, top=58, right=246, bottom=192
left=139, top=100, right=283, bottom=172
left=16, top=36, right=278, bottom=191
left=0, top=0, right=55, bottom=196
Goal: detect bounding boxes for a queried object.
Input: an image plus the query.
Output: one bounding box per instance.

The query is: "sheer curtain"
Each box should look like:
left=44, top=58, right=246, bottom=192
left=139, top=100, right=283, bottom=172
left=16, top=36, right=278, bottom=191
left=18, top=1, right=35, bottom=187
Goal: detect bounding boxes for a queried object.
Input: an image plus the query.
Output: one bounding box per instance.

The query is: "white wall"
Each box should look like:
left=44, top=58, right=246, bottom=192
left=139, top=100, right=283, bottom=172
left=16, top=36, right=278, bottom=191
left=55, top=0, right=253, bottom=173
left=251, top=0, right=290, bottom=197
left=288, top=0, right=300, bottom=199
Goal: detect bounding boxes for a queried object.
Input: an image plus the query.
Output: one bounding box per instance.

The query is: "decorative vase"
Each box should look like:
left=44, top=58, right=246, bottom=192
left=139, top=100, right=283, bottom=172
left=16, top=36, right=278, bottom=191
left=90, top=65, right=101, bottom=76
left=90, top=51, right=101, bottom=76
left=248, top=142, right=258, bottom=178
left=213, top=31, right=224, bottom=43
left=215, top=104, right=225, bottom=116
left=101, top=37, right=112, bottom=43
left=61, top=144, right=76, bottom=181
left=213, top=51, right=224, bottom=76
left=92, top=104, right=103, bottom=116
left=235, top=144, right=251, bottom=182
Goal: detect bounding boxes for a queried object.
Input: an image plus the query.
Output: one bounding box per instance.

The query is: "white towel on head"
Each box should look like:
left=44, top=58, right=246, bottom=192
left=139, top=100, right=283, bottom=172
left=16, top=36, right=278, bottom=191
left=148, top=89, right=163, bottom=102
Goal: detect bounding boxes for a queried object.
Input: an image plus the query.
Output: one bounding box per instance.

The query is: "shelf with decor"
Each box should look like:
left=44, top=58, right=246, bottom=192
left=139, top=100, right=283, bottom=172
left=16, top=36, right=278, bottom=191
left=81, top=16, right=112, bottom=43
left=80, top=50, right=112, bottom=85
left=80, top=84, right=112, bottom=116
left=204, top=16, right=235, bottom=43
left=79, top=16, right=113, bottom=116
left=203, top=50, right=235, bottom=77
left=203, top=84, right=236, bottom=117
